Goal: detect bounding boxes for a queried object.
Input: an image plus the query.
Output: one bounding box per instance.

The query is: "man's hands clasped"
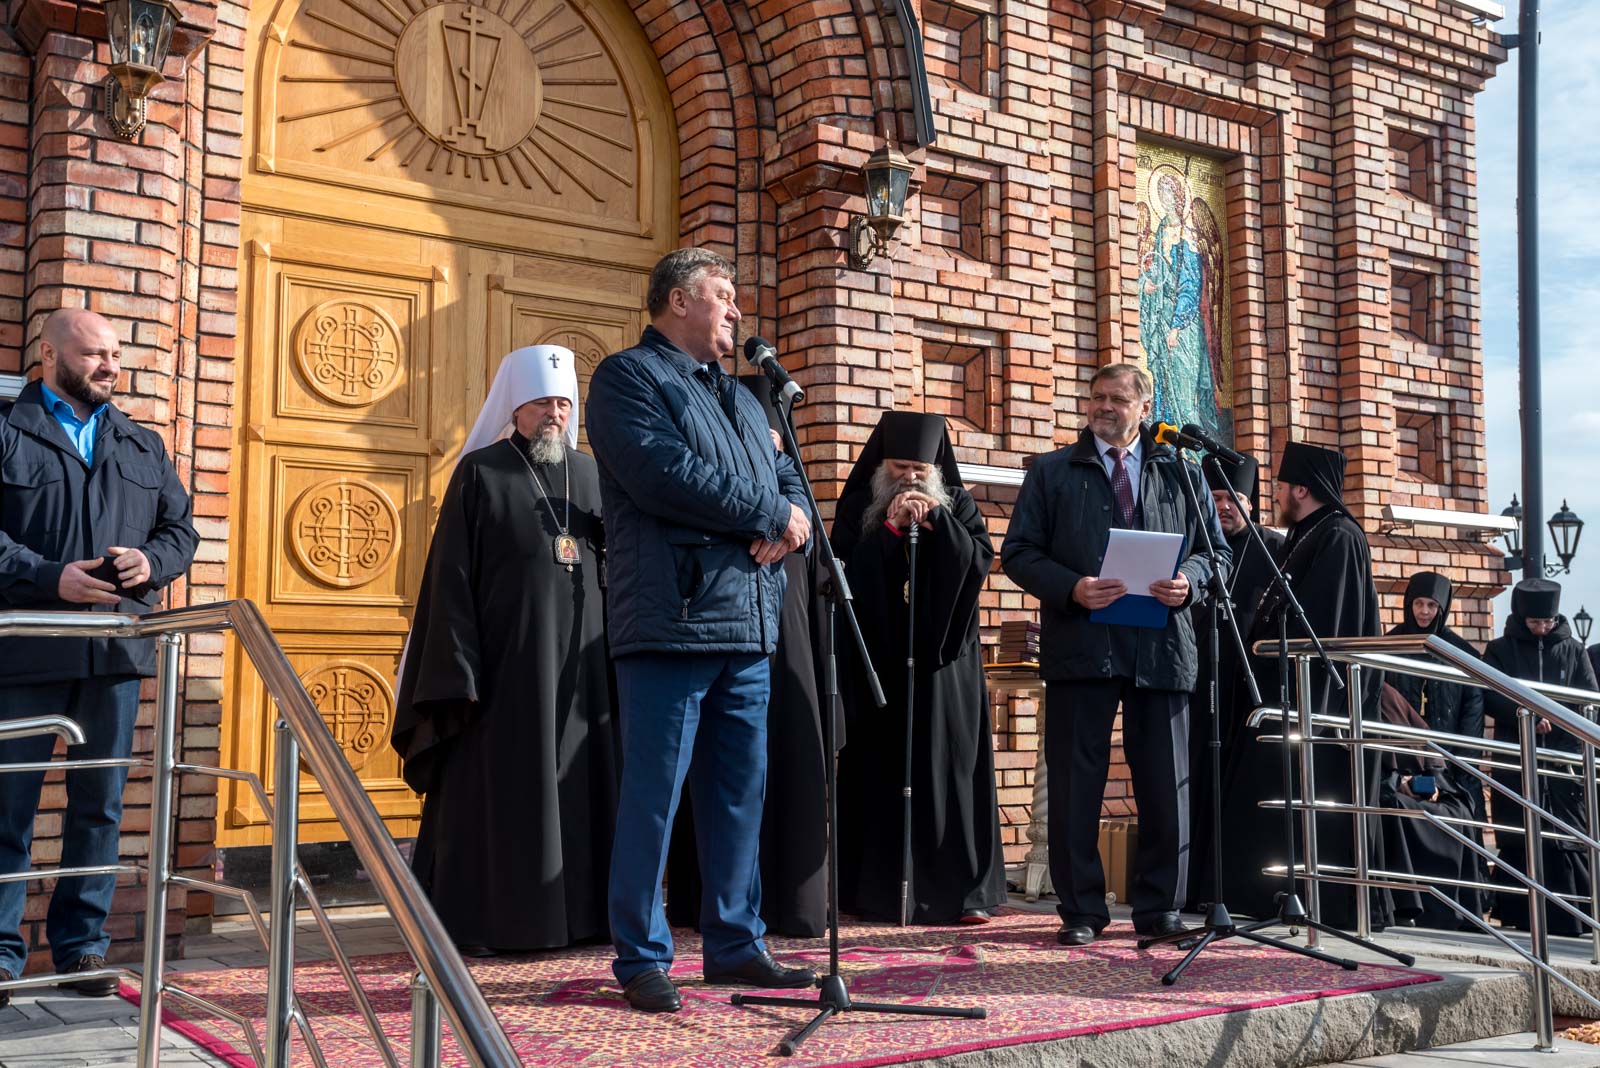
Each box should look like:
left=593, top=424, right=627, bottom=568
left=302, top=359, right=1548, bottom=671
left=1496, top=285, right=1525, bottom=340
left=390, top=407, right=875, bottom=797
left=888, top=490, right=939, bottom=533
left=751, top=503, right=811, bottom=565
left=57, top=546, right=150, bottom=605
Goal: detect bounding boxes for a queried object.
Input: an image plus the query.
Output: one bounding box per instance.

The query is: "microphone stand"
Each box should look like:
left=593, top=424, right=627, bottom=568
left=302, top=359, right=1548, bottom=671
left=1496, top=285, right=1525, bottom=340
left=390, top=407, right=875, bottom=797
left=1138, top=448, right=1412, bottom=983
left=731, top=396, right=985, bottom=1055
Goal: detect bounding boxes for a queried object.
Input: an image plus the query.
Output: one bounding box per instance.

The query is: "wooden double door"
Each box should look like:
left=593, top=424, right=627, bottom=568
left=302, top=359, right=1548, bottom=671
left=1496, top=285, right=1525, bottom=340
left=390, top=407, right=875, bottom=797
left=223, top=0, right=677, bottom=845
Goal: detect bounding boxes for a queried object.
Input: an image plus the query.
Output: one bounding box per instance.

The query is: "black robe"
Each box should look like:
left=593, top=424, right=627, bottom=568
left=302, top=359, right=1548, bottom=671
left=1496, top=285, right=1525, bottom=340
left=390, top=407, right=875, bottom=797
left=1380, top=599, right=1488, bottom=929
left=392, top=435, right=618, bottom=950
left=1484, top=616, right=1598, bottom=934
left=832, top=485, right=1006, bottom=924
left=1186, top=523, right=1283, bottom=910
left=666, top=549, right=839, bottom=937
left=1217, top=504, right=1394, bottom=929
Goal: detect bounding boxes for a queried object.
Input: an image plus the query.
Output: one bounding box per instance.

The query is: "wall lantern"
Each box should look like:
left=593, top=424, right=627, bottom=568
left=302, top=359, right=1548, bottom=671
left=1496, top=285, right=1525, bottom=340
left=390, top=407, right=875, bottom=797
left=847, top=145, right=914, bottom=271
left=102, top=0, right=183, bottom=140
left=1548, top=498, right=1584, bottom=575
left=1575, top=606, right=1593, bottom=644
left=1501, top=494, right=1523, bottom=570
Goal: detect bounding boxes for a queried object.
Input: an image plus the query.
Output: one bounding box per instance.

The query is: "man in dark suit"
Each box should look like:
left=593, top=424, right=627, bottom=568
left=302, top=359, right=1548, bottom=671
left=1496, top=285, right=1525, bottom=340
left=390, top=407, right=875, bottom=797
left=0, top=308, right=198, bottom=1004
left=1002, top=363, right=1228, bottom=946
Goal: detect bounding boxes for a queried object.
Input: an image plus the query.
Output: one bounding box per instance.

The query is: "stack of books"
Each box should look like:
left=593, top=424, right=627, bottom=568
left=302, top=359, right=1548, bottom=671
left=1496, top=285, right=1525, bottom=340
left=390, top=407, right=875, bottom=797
left=995, top=619, right=1040, bottom=665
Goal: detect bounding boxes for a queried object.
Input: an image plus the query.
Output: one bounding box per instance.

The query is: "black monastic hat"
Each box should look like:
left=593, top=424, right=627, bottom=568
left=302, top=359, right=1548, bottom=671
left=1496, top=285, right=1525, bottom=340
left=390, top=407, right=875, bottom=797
left=1512, top=578, right=1562, bottom=620
left=1277, top=441, right=1346, bottom=510
left=1204, top=453, right=1258, bottom=496
left=838, top=409, right=964, bottom=503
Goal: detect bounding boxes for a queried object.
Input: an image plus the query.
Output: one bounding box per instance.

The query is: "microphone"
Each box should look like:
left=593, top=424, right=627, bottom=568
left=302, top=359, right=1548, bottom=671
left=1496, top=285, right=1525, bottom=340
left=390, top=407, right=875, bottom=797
left=1152, top=422, right=1246, bottom=466
left=742, top=336, right=804, bottom=405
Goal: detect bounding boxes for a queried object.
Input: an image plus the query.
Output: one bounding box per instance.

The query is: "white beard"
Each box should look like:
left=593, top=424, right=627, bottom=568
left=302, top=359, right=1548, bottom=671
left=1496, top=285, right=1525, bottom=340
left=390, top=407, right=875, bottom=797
left=526, top=434, right=565, bottom=465
left=862, top=464, right=952, bottom=532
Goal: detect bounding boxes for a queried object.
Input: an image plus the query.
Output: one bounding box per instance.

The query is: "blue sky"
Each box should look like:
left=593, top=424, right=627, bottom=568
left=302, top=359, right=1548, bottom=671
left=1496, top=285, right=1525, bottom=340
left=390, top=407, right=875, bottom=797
left=1478, top=2, right=1600, bottom=633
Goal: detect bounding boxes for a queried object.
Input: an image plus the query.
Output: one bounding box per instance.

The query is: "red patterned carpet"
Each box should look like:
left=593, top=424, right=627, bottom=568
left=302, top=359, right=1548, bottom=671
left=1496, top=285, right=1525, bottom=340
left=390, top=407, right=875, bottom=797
left=123, top=909, right=1439, bottom=1067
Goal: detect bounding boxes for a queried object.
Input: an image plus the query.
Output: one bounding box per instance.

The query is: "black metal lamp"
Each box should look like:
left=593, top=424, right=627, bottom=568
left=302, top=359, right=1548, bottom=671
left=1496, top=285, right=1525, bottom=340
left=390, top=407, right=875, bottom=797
left=847, top=145, right=914, bottom=270
left=1575, top=606, right=1593, bottom=644
left=102, top=0, right=182, bottom=140
left=1502, top=495, right=1524, bottom=571
left=1549, top=499, right=1584, bottom=575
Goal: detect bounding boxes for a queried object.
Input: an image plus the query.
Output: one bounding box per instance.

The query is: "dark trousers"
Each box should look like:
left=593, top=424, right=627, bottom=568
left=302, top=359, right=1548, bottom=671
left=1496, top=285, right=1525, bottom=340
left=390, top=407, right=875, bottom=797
left=0, top=677, right=140, bottom=975
left=608, top=651, right=770, bottom=985
left=1046, top=678, right=1189, bottom=929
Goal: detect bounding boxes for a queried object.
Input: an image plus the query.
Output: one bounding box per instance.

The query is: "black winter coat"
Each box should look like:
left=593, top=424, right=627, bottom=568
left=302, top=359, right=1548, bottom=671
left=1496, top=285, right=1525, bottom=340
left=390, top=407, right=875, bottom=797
left=0, top=381, right=198, bottom=682
left=585, top=327, right=806, bottom=657
left=1000, top=427, right=1229, bottom=691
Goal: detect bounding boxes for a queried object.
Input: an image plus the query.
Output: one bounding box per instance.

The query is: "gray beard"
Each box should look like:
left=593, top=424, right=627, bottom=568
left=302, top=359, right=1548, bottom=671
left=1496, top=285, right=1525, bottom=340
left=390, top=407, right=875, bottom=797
left=862, top=464, right=952, bottom=533
left=525, top=434, right=565, bottom=466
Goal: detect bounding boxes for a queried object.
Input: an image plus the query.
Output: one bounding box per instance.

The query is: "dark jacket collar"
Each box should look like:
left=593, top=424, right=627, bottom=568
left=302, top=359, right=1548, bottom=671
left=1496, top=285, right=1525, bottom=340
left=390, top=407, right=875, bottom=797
left=639, top=325, right=724, bottom=379
left=10, top=379, right=138, bottom=463
left=1067, top=425, right=1174, bottom=465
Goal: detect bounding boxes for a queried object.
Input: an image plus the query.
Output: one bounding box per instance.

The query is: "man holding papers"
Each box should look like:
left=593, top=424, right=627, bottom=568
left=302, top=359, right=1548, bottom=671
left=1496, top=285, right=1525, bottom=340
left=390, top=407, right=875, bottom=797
left=1002, top=363, right=1228, bottom=947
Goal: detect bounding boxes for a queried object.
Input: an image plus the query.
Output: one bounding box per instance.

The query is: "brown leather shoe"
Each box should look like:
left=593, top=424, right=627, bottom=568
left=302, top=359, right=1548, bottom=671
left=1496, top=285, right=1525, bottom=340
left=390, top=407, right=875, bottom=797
left=60, top=954, right=118, bottom=997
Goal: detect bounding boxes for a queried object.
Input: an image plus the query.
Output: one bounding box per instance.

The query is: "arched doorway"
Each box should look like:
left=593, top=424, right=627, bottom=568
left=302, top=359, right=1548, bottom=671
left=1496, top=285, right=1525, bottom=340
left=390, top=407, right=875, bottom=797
left=222, top=0, right=677, bottom=845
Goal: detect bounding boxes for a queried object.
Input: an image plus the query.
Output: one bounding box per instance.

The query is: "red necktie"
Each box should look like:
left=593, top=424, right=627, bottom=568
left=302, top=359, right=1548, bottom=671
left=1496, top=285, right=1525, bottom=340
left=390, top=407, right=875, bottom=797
left=1109, top=447, right=1136, bottom=527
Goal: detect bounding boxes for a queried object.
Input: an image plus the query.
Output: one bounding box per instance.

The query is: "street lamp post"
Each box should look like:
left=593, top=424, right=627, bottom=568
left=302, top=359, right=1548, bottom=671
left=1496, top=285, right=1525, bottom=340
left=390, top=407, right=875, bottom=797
left=1515, top=0, right=1544, bottom=576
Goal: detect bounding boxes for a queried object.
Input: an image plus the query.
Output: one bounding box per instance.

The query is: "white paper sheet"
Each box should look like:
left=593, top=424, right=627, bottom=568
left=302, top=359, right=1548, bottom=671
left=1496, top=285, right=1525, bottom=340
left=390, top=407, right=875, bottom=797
left=1098, top=528, right=1185, bottom=592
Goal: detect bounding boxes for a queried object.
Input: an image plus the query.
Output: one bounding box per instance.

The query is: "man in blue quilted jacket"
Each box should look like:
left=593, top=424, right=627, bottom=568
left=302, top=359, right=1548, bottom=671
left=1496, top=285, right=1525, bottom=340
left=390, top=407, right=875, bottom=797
left=587, top=248, right=813, bottom=1013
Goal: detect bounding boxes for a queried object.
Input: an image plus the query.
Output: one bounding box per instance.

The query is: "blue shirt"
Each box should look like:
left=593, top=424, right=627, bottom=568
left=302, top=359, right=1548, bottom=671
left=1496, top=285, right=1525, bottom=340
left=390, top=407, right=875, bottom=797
left=39, top=382, right=107, bottom=465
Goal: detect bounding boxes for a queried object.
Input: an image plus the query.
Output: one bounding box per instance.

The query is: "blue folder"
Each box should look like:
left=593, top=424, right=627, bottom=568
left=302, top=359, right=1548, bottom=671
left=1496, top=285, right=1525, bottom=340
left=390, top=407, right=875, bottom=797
left=1088, top=530, right=1189, bottom=630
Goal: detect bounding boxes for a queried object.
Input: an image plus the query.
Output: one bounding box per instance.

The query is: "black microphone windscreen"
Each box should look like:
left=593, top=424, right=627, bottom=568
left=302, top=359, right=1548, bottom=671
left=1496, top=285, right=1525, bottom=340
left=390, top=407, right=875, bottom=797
left=743, top=336, right=773, bottom=362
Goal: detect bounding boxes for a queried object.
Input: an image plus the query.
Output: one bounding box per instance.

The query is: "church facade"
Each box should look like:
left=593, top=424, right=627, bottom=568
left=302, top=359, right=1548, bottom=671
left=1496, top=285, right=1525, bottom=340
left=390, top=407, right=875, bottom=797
left=5, top=0, right=1506, bottom=964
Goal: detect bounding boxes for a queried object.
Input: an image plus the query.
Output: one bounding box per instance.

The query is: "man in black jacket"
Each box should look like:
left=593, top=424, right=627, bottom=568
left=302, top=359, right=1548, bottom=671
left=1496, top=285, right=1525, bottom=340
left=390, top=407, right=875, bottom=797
left=0, top=309, right=197, bottom=1005
left=1001, top=362, right=1228, bottom=947
left=587, top=249, right=813, bottom=1013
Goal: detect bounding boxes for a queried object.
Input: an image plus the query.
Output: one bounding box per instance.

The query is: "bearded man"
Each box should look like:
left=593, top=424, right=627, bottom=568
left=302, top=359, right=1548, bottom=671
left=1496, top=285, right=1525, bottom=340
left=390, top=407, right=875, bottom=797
left=833, top=411, right=1005, bottom=925
left=393, top=344, right=618, bottom=955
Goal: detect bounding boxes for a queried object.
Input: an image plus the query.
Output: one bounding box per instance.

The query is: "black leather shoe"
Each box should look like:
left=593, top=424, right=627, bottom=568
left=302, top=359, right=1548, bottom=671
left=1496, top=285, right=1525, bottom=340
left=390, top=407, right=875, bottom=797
left=703, top=950, right=816, bottom=988
left=0, top=966, right=12, bottom=1009
left=1057, top=924, right=1097, bottom=946
left=457, top=944, right=498, bottom=959
left=622, top=969, right=681, bottom=1013
left=1133, top=913, right=1188, bottom=938
left=958, top=908, right=993, bottom=925
left=60, top=954, right=118, bottom=997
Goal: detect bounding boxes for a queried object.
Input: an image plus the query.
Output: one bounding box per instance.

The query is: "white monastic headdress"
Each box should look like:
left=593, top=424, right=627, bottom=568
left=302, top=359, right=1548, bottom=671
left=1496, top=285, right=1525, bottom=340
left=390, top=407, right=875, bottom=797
left=460, top=345, right=580, bottom=464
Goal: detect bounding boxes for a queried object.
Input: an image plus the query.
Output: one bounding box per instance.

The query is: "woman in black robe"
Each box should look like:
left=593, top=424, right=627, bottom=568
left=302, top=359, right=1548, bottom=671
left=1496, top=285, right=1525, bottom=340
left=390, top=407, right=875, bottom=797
left=1483, top=578, right=1598, bottom=934
left=1378, top=571, right=1487, bottom=929
left=832, top=411, right=1006, bottom=925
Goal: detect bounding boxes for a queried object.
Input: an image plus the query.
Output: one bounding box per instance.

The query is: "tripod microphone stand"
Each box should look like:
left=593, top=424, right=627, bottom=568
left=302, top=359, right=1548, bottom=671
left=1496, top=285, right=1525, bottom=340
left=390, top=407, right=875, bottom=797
left=1138, top=448, right=1412, bottom=983
left=730, top=399, right=985, bottom=1055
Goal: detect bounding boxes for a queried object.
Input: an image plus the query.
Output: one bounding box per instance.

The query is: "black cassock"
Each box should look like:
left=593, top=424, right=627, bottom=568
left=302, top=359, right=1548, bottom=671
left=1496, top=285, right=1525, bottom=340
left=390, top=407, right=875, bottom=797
left=666, top=549, right=840, bottom=937
left=1217, top=505, right=1393, bottom=928
left=1186, top=524, right=1282, bottom=910
left=1484, top=615, right=1597, bottom=934
left=832, top=485, right=1006, bottom=924
left=392, top=434, right=618, bottom=950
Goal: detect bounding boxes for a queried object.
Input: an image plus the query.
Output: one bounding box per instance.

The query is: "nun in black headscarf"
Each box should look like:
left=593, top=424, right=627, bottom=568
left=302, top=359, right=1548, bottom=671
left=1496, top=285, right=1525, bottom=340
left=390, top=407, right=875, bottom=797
left=1484, top=578, right=1598, bottom=933
left=1378, top=572, right=1488, bottom=928
left=667, top=375, right=839, bottom=937
left=831, top=410, right=1007, bottom=925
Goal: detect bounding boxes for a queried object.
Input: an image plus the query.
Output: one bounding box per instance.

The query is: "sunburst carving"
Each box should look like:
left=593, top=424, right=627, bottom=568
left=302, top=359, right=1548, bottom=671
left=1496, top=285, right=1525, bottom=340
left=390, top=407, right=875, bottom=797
left=274, top=0, right=635, bottom=204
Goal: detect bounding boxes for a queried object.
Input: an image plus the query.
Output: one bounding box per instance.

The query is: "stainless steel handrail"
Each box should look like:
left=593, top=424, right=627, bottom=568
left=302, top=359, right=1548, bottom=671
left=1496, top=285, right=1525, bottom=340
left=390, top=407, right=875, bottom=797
left=0, top=603, right=519, bottom=1068
left=1248, top=631, right=1600, bottom=1052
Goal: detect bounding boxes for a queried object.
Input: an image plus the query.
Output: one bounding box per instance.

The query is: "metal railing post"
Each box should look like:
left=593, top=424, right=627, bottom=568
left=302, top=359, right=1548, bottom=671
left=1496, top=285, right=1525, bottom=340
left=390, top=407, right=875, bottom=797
left=1296, top=654, right=1322, bottom=946
left=410, top=971, right=442, bottom=1068
left=135, top=634, right=183, bottom=1068
left=1520, top=708, right=1555, bottom=1051
left=266, top=716, right=300, bottom=1068
left=1347, top=663, right=1371, bottom=940
left=1585, top=706, right=1600, bottom=966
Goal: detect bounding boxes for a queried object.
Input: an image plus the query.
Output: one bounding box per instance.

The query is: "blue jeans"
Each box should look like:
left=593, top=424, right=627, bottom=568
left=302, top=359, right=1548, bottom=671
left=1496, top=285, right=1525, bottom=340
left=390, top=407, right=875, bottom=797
left=0, top=677, right=140, bottom=975
left=608, top=652, right=769, bottom=985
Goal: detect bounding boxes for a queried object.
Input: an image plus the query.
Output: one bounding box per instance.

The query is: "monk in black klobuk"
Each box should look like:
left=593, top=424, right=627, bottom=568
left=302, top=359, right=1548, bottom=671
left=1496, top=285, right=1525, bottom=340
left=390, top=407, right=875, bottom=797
left=1377, top=571, right=1488, bottom=929
left=1218, top=440, right=1394, bottom=930
left=1185, top=453, right=1283, bottom=911
left=832, top=411, right=1006, bottom=925
left=392, top=344, right=618, bottom=955
left=666, top=374, right=840, bottom=937
left=1484, top=578, right=1598, bottom=934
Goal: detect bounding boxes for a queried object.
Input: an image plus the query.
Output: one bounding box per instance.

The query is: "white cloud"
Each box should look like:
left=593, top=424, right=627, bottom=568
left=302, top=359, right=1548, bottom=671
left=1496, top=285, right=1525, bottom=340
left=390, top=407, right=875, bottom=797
left=1482, top=3, right=1600, bottom=633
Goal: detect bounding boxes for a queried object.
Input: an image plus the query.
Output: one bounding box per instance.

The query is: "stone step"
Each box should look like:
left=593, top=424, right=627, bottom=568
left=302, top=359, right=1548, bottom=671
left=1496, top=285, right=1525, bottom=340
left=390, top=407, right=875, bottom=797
left=1325, top=1032, right=1600, bottom=1067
